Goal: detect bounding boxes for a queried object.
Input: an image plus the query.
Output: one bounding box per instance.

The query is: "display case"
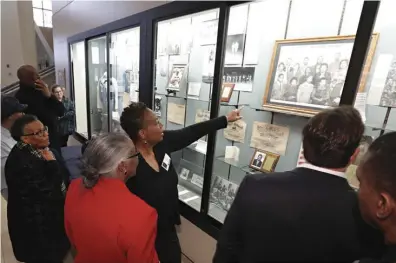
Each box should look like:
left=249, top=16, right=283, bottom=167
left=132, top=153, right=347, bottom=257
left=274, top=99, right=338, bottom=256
left=152, top=8, right=221, bottom=212
left=68, top=0, right=392, bottom=238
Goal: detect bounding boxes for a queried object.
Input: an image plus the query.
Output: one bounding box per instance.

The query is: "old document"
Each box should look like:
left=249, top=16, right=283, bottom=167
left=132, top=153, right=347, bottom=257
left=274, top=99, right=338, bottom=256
left=168, top=103, right=186, bottom=125
left=223, top=119, right=247, bottom=143
left=250, top=122, right=290, bottom=155
left=195, top=109, right=210, bottom=123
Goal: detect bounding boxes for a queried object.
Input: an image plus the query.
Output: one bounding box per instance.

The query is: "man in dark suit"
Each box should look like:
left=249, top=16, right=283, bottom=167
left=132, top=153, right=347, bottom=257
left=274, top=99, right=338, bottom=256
left=213, top=106, right=384, bottom=263
left=357, top=132, right=396, bottom=263
left=15, top=65, right=64, bottom=152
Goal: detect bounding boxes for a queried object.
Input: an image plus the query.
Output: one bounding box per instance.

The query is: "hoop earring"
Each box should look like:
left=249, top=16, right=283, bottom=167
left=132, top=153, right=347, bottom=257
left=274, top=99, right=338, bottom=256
left=144, top=140, right=148, bottom=144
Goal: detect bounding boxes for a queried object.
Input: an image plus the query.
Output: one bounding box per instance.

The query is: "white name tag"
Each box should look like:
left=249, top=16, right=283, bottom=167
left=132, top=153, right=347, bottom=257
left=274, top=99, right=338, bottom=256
left=161, top=153, right=171, bottom=171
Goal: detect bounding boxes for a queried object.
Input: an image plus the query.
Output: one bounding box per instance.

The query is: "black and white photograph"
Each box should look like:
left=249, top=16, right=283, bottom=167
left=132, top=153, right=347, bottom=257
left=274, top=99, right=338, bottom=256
left=250, top=151, right=266, bottom=169
left=179, top=168, right=190, bottom=180
left=225, top=34, right=245, bottom=65
left=223, top=67, right=255, bottom=92
left=263, top=35, right=378, bottom=115
left=210, top=176, right=239, bottom=212
left=199, top=19, right=218, bottom=45
left=167, top=65, right=186, bottom=91
left=379, top=60, right=396, bottom=107
left=202, top=45, right=216, bottom=83
left=154, top=95, right=162, bottom=117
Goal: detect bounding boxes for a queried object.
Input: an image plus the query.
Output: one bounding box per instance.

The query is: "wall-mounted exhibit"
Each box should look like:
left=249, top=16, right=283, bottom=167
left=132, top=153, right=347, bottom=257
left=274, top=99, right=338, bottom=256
left=68, top=0, right=396, bottom=237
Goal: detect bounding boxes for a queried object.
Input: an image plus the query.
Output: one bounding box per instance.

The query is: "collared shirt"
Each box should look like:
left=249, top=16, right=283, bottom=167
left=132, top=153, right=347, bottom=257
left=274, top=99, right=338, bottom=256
left=297, top=162, right=346, bottom=179
left=1, top=126, right=16, bottom=190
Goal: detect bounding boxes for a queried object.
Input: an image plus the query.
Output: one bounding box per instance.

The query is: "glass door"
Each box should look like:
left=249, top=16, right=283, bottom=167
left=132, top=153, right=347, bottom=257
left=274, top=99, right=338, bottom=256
left=70, top=41, right=88, bottom=139
left=87, top=36, right=108, bottom=137
left=109, top=27, right=140, bottom=132
left=152, top=9, right=220, bottom=212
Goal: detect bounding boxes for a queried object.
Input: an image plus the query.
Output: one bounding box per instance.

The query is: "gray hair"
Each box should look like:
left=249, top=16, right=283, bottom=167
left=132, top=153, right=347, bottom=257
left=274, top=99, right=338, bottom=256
left=81, top=133, right=134, bottom=188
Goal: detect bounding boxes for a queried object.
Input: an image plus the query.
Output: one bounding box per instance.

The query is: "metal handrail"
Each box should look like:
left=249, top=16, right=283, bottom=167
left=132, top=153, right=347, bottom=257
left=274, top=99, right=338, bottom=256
left=1, top=66, right=56, bottom=95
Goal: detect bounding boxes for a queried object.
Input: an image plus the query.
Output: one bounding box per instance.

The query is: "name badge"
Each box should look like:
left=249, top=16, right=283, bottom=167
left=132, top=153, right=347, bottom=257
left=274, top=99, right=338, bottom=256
left=161, top=153, right=171, bottom=171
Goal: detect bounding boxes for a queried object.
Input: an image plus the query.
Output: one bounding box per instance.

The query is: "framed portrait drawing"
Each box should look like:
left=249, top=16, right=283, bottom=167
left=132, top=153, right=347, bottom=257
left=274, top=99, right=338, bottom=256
left=249, top=149, right=280, bottom=173
left=167, top=65, right=186, bottom=91
left=262, top=34, right=379, bottom=116
left=221, top=83, right=235, bottom=102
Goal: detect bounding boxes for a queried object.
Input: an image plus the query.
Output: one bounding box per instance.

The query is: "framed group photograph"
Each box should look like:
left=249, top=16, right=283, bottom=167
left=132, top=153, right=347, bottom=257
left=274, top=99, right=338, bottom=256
left=223, top=67, right=255, bottom=92
left=167, top=65, right=186, bottom=91
left=249, top=149, right=280, bottom=173
left=262, top=34, right=379, bottom=115
left=221, top=83, right=235, bottom=102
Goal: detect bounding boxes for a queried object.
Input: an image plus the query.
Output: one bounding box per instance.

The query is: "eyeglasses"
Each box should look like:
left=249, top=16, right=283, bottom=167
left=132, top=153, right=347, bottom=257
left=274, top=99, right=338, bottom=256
left=127, top=152, right=140, bottom=159
left=23, top=126, right=48, bottom=137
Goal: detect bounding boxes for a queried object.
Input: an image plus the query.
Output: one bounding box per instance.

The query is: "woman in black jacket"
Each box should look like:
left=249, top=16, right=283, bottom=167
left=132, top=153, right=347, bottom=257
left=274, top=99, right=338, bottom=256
left=5, top=115, right=70, bottom=263
left=120, top=102, right=242, bottom=263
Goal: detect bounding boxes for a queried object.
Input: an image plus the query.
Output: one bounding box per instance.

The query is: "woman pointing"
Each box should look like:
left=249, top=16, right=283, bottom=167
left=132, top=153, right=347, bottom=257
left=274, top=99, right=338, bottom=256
left=120, top=102, right=242, bottom=263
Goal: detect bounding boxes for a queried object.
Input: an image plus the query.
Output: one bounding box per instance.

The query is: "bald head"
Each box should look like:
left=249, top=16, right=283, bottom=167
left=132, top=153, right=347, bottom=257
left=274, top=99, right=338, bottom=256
left=17, top=65, right=39, bottom=86
left=360, top=132, right=396, bottom=197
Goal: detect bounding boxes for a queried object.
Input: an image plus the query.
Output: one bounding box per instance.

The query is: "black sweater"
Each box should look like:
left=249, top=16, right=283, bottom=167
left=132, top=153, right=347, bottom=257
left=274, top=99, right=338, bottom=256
left=16, top=84, right=65, bottom=151
left=126, top=116, right=228, bottom=232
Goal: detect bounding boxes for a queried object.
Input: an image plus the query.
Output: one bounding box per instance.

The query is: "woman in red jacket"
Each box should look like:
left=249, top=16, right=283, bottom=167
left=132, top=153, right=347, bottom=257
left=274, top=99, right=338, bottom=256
left=64, top=133, right=159, bottom=263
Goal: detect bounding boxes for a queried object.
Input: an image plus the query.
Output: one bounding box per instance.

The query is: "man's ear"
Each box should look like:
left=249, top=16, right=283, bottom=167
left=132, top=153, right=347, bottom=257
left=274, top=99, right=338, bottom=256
left=349, top=147, right=361, bottom=165
left=376, top=192, right=394, bottom=220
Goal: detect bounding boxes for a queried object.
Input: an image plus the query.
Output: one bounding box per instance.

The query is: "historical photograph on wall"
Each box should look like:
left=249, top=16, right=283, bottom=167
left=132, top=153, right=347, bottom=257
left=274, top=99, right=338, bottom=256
left=263, top=35, right=378, bottom=115
left=210, top=175, right=239, bottom=212
left=167, top=65, right=186, bottom=91
left=223, top=67, right=255, bottom=92
left=225, top=34, right=245, bottom=65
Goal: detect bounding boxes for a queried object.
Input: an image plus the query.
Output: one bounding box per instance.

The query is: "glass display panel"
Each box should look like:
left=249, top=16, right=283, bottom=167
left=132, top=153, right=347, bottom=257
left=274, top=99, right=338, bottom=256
left=208, top=0, right=364, bottom=223
left=350, top=0, right=396, bottom=188
left=109, top=27, right=140, bottom=132
left=153, top=9, right=220, bottom=211
left=71, top=41, right=88, bottom=139
left=87, top=36, right=109, bottom=137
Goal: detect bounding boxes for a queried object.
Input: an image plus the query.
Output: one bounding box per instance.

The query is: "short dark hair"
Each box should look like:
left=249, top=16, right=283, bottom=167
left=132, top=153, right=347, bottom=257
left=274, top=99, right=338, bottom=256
left=361, top=132, right=396, bottom=198
left=120, top=102, right=148, bottom=142
left=10, top=114, right=38, bottom=141
left=302, top=106, right=364, bottom=168
left=51, top=84, right=61, bottom=93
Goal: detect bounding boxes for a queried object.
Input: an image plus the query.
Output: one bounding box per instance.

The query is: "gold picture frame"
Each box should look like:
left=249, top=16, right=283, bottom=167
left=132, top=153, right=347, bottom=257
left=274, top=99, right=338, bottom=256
left=249, top=149, right=280, bottom=173
left=262, top=34, right=379, bottom=116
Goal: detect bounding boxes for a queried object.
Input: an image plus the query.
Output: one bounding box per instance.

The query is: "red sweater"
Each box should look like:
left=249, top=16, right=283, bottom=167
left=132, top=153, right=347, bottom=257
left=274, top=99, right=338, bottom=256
left=64, top=177, right=159, bottom=263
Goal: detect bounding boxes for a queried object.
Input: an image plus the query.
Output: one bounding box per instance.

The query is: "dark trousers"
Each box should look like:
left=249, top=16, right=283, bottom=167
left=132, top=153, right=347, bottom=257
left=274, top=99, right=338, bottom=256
left=156, top=226, right=181, bottom=263
left=59, top=135, right=69, bottom=148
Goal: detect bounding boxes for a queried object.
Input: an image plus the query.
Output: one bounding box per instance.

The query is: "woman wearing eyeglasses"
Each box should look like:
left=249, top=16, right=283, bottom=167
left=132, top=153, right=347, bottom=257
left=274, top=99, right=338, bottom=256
left=120, top=102, right=242, bottom=263
left=5, top=114, right=70, bottom=263
left=64, top=133, right=159, bottom=263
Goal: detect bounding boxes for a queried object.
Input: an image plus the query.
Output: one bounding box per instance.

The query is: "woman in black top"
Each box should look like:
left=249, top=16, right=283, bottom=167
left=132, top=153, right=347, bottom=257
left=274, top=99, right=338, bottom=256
left=120, top=102, right=242, bottom=263
left=5, top=115, right=70, bottom=263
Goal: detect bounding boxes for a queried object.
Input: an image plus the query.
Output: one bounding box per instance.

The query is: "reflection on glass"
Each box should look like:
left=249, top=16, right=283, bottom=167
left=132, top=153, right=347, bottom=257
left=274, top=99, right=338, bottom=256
left=88, top=36, right=108, bottom=136
left=71, top=41, right=88, bottom=139
left=153, top=9, right=220, bottom=212
left=109, top=27, right=140, bottom=132
left=209, top=0, right=363, bottom=223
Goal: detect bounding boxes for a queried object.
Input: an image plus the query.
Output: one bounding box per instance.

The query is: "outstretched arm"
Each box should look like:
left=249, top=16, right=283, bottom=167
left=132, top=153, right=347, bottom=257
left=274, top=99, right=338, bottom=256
left=163, top=108, right=243, bottom=153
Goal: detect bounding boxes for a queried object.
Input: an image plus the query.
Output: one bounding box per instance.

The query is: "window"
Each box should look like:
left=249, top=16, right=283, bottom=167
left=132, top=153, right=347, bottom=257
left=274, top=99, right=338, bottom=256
left=33, top=0, right=52, bottom=28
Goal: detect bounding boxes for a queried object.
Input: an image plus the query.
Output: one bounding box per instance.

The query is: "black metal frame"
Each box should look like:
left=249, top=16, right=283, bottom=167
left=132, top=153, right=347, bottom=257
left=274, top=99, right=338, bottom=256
left=67, top=0, right=381, bottom=239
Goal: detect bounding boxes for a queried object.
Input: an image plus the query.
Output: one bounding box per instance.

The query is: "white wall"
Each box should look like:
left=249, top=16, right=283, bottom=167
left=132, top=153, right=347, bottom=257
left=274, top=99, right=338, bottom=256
left=52, top=0, right=167, bottom=97
left=1, top=0, right=37, bottom=87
